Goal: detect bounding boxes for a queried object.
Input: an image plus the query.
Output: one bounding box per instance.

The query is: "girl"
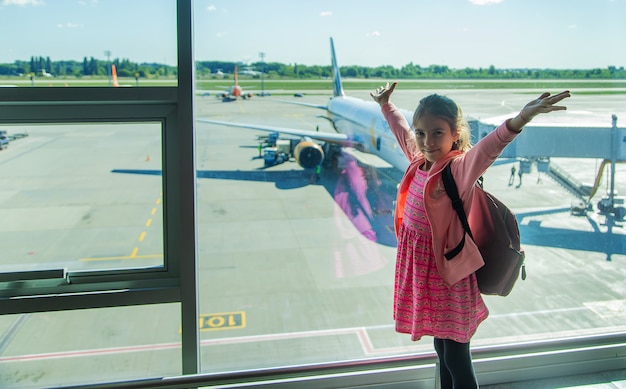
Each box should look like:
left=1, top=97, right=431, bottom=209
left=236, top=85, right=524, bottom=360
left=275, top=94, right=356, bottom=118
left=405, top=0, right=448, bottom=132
left=370, top=83, right=570, bottom=388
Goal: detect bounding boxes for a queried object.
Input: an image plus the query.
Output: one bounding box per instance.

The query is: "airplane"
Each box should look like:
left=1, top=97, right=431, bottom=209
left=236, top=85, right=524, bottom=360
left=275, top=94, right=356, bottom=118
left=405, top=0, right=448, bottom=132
left=198, top=37, right=414, bottom=171
left=240, top=66, right=261, bottom=76
left=217, top=65, right=254, bottom=102
left=40, top=69, right=53, bottom=77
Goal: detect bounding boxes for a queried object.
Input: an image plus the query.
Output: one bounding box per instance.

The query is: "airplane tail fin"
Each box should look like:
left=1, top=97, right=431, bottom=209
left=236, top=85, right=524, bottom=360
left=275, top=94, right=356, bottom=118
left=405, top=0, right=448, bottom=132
left=330, top=37, right=344, bottom=97
left=111, top=64, right=119, bottom=87
left=234, top=65, right=239, bottom=87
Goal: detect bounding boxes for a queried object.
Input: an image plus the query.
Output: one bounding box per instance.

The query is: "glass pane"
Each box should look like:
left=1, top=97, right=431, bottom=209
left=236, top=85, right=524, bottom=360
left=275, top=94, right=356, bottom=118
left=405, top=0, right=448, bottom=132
left=194, top=1, right=626, bottom=375
left=0, top=304, right=180, bottom=388
left=196, top=93, right=626, bottom=373
left=0, top=0, right=177, bottom=87
left=0, top=123, right=164, bottom=275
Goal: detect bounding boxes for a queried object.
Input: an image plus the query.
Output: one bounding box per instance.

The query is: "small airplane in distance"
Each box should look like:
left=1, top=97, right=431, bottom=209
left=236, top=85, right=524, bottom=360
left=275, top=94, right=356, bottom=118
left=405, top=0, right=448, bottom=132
left=218, top=65, right=254, bottom=102
left=40, top=69, right=53, bottom=77
left=239, top=66, right=261, bottom=76
left=199, top=37, right=414, bottom=170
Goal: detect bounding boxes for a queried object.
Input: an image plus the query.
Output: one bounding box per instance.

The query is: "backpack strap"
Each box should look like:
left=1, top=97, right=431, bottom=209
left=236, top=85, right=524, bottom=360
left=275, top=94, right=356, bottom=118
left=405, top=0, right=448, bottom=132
left=441, top=162, right=474, bottom=260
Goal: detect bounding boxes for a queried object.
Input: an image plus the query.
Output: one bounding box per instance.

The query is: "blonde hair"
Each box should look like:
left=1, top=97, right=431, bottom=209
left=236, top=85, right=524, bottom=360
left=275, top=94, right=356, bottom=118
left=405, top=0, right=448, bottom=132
left=412, top=94, right=471, bottom=152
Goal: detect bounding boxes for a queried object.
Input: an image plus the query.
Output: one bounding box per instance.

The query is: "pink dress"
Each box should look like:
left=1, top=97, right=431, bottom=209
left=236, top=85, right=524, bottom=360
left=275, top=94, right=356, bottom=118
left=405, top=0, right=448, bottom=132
left=393, top=167, right=488, bottom=343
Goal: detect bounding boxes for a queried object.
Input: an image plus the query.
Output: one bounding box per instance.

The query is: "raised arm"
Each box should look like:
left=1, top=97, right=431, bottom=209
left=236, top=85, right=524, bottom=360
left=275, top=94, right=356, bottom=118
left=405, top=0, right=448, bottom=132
left=455, top=90, right=572, bottom=190
left=370, top=82, right=420, bottom=160
left=507, top=90, right=571, bottom=133
left=370, top=81, right=397, bottom=107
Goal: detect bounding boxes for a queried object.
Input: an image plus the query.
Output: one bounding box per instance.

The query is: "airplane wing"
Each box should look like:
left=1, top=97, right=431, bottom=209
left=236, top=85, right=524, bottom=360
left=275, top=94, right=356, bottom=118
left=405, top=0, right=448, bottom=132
left=197, top=118, right=355, bottom=147
left=275, top=99, right=328, bottom=110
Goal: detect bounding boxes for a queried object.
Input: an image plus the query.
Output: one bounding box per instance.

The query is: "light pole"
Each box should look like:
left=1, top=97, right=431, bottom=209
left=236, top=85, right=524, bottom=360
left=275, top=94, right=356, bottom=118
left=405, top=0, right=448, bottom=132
left=259, top=52, right=265, bottom=96
left=105, top=50, right=111, bottom=86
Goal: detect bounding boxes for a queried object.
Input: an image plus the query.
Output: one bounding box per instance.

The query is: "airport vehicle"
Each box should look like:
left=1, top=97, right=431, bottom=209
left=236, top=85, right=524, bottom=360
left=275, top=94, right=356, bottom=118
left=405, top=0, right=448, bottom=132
left=218, top=66, right=254, bottom=102
left=570, top=199, right=592, bottom=216
left=0, top=134, right=8, bottom=150
left=263, top=148, right=288, bottom=167
left=266, top=132, right=279, bottom=147
left=597, top=195, right=626, bottom=219
left=263, top=139, right=291, bottom=166
left=0, top=129, right=9, bottom=149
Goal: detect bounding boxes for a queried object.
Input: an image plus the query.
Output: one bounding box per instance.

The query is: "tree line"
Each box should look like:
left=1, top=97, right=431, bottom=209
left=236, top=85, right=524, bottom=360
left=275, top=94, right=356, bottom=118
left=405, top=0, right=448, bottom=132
left=1, top=56, right=625, bottom=80
left=0, top=56, right=173, bottom=78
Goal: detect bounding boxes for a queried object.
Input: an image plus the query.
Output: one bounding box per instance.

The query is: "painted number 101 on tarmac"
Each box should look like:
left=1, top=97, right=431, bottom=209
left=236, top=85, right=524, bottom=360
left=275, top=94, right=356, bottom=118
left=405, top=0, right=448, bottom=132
left=199, top=311, right=246, bottom=331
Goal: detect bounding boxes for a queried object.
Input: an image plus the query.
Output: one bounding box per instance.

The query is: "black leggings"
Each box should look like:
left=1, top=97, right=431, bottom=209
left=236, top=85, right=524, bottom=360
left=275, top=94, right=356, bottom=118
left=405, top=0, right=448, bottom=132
left=433, top=338, right=478, bottom=389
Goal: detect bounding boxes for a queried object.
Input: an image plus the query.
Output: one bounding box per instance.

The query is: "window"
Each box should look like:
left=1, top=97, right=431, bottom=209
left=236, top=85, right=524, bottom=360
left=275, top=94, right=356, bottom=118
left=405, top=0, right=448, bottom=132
left=0, top=122, right=165, bottom=274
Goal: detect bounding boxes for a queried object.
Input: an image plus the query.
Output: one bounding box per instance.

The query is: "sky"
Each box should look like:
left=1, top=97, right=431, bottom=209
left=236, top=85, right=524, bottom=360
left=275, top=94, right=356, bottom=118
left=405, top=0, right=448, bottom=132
left=1, top=0, right=626, bottom=70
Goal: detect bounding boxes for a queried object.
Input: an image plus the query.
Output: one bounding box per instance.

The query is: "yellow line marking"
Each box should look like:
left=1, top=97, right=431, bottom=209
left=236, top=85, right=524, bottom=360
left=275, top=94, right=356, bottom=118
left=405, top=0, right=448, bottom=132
left=79, top=254, right=163, bottom=262
left=81, top=193, right=163, bottom=263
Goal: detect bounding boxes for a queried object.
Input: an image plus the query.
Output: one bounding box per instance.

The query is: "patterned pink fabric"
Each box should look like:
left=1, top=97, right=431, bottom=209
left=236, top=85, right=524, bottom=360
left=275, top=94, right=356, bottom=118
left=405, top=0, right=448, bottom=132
left=394, top=167, right=488, bottom=343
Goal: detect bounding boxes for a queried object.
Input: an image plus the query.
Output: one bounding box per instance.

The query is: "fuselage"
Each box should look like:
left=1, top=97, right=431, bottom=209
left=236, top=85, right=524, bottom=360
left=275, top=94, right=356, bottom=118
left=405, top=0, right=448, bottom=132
left=327, top=95, right=412, bottom=172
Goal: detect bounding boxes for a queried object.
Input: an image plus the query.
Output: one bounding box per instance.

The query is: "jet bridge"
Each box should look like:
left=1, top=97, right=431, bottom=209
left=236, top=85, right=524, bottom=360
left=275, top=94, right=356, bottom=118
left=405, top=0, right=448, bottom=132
left=470, top=115, right=626, bottom=218
left=470, top=116, right=625, bottom=160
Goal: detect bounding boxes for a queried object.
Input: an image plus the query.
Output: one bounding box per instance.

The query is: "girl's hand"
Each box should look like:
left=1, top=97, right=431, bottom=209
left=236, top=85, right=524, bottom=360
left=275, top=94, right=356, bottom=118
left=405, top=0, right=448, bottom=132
left=370, top=82, right=397, bottom=107
left=520, top=90, right=571, bottom=122
left=509, top=90, right=571, bottom=132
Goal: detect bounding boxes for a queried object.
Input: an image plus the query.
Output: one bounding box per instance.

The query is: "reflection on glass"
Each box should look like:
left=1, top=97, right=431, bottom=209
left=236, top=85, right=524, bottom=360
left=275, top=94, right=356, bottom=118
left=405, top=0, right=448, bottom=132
left=331, top=151, right=394, bottom=277
left=0, top=123, right=164, bottom=274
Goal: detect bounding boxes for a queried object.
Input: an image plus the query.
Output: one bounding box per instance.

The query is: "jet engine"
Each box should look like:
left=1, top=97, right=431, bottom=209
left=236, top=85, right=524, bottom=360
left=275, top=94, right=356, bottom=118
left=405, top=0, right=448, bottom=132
left=293, top=138, right=324, bottom=169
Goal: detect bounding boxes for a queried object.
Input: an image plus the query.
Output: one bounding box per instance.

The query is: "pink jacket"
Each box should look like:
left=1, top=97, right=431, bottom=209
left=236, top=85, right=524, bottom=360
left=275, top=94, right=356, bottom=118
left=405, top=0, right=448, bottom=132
left=382, top=103, right=520, bottom=287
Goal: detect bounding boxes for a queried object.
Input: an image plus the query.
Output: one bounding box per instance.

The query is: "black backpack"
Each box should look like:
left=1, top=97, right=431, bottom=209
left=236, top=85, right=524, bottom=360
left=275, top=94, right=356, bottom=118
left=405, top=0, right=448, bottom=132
left=442, top=162, right=526, bottom=296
